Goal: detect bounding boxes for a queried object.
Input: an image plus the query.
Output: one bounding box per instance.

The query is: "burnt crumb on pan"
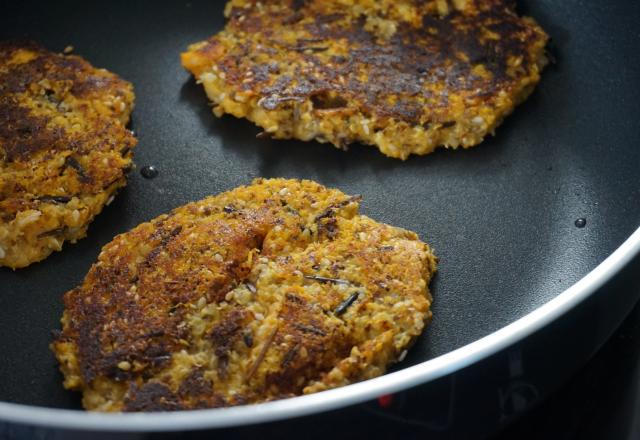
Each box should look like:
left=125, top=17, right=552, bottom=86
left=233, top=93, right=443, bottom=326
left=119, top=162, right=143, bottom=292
left=0, top=41, right=137, bottom=269
left=51, top=178, right=437, bottom=411
left=181, top=0, right=549, bottom=159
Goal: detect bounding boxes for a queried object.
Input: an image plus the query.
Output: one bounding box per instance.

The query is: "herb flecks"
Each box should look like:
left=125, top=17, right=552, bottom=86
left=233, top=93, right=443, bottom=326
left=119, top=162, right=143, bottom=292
left=36, top=195, right=72, bottom=204
left=63, top=156, right=90, bottom=183
left=281, top=344, right=299, bottom=368
left=293, top=46, right=329, bottom=53
left=314, top=195, right=362, bottom=222
left=303, top=274, right=350, bottom=285
left=37, top=227, right=66, bottom=238
left=223, top=205, right=237, bottom=214
left=246, top=324, right=278, bottom=380
left=334, top=292, right=360, bottom=316
left=294, top=323, right=327, bottom=336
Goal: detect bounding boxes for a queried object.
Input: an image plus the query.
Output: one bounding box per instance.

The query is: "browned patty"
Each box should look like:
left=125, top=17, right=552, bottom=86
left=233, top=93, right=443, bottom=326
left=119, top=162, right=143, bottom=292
left=51, top=178, right=437, bottom=411
left=0, top=41, right=136, bottom=268
left=182, top=0, right=548, bottom=159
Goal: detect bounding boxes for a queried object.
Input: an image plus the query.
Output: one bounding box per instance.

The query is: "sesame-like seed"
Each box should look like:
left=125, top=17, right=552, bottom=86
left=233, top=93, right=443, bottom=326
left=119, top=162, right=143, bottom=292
left=117, top=361, right=131, bottom=371
left=234, top=93, right=248, bottom=103
left=472, top=116, right=485, bottom=126
left=17, top=210, right=42, bottom=227
left=214, top=253, right=224, bottom=262
left=200, top=72, right=216, bottom=82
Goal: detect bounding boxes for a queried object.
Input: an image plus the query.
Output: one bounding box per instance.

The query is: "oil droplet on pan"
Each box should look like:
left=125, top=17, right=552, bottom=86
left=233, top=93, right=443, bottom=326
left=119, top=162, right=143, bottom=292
left=574, top=218, right=586, bottom=228
left=140, top=165, right=158, bottom=179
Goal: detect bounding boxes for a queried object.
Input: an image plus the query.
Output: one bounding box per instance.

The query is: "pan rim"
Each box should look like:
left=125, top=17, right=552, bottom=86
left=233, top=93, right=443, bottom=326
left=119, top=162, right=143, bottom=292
left=1, top=227, right=639, bottom=432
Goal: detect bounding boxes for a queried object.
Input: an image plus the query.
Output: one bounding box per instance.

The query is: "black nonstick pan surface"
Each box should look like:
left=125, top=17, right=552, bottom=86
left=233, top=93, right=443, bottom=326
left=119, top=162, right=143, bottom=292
left=0, top=0, right=639, bottom=434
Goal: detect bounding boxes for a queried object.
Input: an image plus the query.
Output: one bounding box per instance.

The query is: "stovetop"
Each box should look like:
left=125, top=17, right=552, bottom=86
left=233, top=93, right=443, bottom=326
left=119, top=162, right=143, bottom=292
left=497, top=300, right=640, bottom=440
left=2, top=301, right=639, bottom=440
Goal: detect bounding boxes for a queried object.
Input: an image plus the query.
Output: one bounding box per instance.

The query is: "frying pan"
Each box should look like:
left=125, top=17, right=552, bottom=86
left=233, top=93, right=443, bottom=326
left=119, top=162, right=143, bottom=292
left=0, top=0, right=639, bottom=436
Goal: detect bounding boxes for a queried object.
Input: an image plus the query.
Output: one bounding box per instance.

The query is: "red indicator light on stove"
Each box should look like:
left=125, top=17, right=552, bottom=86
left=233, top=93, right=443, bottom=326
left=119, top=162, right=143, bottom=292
left=377, top=394, right=393, bottom=408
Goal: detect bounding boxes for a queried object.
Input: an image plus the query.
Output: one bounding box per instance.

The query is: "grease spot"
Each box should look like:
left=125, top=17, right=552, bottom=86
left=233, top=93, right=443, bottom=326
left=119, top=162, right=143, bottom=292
left=140, top=165, right=158, bottom=179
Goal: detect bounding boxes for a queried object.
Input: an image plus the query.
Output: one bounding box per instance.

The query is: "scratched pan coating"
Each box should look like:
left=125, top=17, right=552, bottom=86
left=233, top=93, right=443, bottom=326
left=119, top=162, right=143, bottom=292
left=0, top=0, right=639, bottom=410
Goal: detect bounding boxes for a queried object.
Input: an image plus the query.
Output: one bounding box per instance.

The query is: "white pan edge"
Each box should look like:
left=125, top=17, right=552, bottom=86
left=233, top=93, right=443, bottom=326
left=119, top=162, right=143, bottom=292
left=1, top=226, right=639, bottom=432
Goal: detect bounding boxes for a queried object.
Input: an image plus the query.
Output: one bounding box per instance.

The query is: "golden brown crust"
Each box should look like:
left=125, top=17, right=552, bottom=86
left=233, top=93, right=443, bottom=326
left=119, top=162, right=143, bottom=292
left=51, top=178, right=437, bottom=411
left=0, top=41, right=136, bottom=268
left=181, top=0, right=548, bottom=159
